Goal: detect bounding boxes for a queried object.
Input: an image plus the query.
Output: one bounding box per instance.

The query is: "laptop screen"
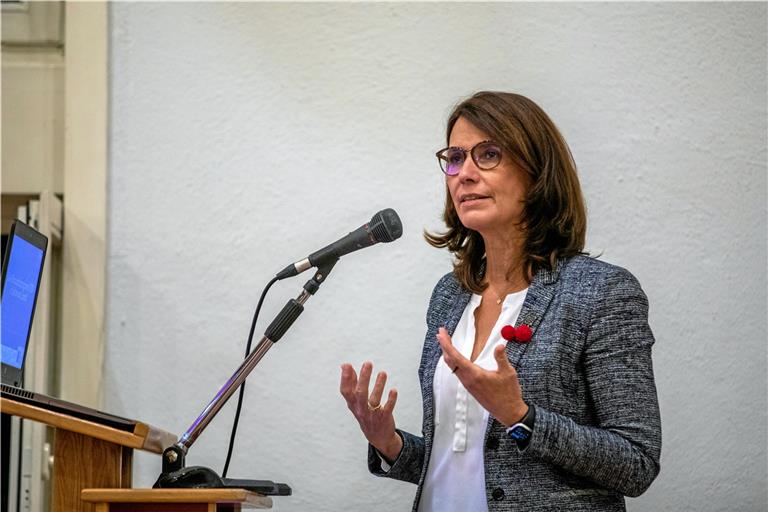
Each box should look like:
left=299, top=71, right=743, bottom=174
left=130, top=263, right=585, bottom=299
left=1, top=224, right=46, bottom=372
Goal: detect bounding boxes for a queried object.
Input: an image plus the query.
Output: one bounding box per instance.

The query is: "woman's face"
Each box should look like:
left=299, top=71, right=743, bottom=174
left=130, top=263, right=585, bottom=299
left=446, top=117, right=531, bottom=241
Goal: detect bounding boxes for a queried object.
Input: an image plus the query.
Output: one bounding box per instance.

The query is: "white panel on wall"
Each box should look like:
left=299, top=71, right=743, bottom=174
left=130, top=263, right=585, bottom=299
left=1, top=1, right=63, bottom=46
left=106, top=3, right=766, bottom=511
left=1, top=51, right=64, bottom=195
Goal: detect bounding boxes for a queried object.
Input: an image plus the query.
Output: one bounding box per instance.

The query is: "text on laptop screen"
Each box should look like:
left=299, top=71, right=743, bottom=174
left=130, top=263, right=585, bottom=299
left=1, top=235, right=44, bottom=369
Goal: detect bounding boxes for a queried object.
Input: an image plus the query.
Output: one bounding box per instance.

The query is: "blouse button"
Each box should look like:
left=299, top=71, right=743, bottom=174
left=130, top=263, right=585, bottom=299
left=492, top=488, right=505, bottom=501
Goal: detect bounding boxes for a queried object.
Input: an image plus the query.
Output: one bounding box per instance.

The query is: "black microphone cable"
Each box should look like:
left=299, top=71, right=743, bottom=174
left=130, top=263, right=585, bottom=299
left=221, top=275, right=279, bottom=478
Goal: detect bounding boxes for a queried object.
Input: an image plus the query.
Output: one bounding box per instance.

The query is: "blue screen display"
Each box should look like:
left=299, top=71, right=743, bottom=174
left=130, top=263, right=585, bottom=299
left=1, top=235, right=44, bottom=369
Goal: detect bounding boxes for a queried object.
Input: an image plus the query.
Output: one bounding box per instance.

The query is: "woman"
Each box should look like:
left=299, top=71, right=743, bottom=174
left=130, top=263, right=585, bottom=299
left=340, top=91, right=661, bottom=511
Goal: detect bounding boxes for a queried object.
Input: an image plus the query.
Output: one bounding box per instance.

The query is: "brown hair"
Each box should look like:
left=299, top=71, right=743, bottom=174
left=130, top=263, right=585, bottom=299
left=425, top=91, right=587, bottom=293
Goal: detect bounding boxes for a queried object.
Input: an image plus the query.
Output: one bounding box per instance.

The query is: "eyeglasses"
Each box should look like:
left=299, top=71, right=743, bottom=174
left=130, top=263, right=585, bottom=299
left=435, top=140, right=503, bottom=176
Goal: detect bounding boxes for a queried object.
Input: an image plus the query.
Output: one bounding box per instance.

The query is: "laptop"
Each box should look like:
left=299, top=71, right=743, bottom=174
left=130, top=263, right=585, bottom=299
left=1, top=219, right=137, bottom=432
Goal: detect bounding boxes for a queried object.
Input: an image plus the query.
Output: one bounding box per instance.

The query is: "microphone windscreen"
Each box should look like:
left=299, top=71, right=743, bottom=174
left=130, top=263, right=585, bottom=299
left=369, top=208, right=403, bottom=243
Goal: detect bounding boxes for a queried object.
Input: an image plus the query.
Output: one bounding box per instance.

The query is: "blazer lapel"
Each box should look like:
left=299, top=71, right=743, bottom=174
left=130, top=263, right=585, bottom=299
left=445, top=290, right=472, bottom=337
left=505, top=260, right=564, bottom=368
left=424, top=288, right=472, bottom=384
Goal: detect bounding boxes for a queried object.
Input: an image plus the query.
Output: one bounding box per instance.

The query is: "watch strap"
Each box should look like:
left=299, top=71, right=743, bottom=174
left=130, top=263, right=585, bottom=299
left=519, top=403, right=535, bottom=430
left=505, top=403, right=536, bottom=449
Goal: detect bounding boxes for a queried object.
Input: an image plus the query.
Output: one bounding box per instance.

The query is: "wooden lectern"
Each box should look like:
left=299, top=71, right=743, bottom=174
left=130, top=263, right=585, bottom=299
left=0, top=396, right=177, bottom=512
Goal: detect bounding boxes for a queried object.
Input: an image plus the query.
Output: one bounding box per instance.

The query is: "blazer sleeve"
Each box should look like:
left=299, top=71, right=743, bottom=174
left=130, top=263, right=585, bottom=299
left=524, top=266, right=662, bottom=497
left=367, top=429, right=424, bottom=484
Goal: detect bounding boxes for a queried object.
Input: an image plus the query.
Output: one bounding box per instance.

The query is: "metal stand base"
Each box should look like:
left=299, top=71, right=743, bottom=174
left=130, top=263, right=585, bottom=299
left=153, top=466, right=291, bottom=496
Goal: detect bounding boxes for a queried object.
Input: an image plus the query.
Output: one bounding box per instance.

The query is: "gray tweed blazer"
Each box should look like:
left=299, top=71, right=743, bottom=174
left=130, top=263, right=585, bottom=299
left=368, top=255, right=661, bottom=511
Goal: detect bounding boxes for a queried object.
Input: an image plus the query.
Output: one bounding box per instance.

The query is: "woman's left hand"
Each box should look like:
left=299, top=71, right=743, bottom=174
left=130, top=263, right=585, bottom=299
left=436, top=327, right=529, bottom=427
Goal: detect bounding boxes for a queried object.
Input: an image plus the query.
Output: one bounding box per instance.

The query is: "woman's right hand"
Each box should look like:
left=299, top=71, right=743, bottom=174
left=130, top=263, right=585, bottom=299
left=340, top=361, right=402, bottom=463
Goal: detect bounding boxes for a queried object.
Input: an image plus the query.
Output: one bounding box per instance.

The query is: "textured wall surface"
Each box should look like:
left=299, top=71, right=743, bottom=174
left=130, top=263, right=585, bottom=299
left=106, top=3, right=767, bottom=511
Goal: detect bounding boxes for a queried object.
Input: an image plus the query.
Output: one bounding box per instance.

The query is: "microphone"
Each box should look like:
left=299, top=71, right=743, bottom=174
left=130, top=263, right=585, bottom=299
left=276, top=208, right=403, bottom=280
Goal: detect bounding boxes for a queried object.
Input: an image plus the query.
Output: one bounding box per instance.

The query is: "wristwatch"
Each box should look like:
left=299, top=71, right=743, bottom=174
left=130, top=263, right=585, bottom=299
left=505, top=404, right=536, bottom=448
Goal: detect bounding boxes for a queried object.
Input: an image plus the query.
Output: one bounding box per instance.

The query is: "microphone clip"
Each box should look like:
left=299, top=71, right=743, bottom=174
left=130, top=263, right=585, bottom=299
left=302, top=257, right=338, bottom=296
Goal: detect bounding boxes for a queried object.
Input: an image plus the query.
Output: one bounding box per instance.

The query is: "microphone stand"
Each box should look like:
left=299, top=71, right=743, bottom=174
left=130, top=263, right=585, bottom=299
left=153, top=258, right=339, bottom=495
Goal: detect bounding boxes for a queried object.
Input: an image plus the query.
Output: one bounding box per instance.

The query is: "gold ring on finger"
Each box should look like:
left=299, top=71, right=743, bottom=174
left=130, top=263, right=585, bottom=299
left=367, top=400, right=382, bottom=412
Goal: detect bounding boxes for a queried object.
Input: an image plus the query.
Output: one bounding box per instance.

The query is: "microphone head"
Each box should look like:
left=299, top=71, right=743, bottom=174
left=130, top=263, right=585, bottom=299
left=369, top=208, right=403, bottom=243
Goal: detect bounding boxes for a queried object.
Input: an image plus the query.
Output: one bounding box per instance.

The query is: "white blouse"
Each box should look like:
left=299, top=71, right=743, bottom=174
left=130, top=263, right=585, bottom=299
left=418, top=288, right=528, bottom=512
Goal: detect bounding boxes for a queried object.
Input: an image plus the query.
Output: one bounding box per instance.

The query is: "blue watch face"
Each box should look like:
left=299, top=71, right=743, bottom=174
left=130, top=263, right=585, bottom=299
left=508, top=425, right=531, bottom=441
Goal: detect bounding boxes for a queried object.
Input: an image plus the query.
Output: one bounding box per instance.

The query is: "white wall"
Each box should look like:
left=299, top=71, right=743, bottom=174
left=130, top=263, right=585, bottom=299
left=105, top=3, right=767, bottom=511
